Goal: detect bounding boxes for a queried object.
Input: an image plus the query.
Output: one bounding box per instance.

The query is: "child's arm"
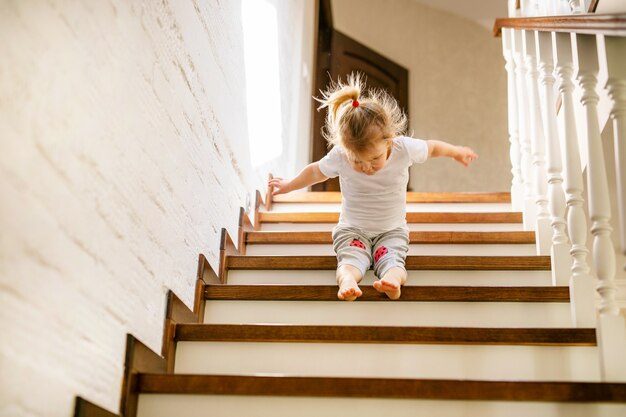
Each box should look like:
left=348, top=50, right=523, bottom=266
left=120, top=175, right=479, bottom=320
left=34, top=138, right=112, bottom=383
left=427, top=140, right=478, bottom=167
left=269, top=162, right=329, bottom=196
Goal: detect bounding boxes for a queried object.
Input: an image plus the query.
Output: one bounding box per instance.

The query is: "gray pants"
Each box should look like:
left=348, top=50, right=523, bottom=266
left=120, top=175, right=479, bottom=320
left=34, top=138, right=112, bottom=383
left=332, top=225, right=410, bottom=279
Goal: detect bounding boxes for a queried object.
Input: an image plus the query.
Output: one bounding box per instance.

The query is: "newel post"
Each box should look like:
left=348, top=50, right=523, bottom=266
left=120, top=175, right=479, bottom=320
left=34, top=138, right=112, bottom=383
left=512, top=29, right=536, bottom=230
left=554, top=32, right=595, bottom=327
left=535, top=31, right=571, bottom=285
left=523, top=30, right=551, bottom=255
left=502, top=28, right=524, bottom=212
left=600, top=35, right=626, bottom=381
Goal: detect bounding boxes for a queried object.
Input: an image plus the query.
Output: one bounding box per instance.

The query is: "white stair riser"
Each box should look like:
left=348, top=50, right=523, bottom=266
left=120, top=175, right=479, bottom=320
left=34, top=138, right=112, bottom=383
left=175, top=342, right=598, bottom=381
left=203, top=301, right=573, bottom=327
left=268, top=203, right=512, bottom=212
left=226, top=270, right=553, bottom=286
left=138, top=395, right=626, bottom=417
left=261, top=223, right=524, bottom=232
left=245, top=243, right=537, bottom=256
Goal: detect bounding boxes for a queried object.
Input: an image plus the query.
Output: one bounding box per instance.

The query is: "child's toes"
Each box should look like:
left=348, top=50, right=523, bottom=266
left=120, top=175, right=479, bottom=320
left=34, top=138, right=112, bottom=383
left=338, top=287, right=361, bottom=301
left=381, top=279, right=398, bottom=290
left=388, top=281, right=399, bottom=290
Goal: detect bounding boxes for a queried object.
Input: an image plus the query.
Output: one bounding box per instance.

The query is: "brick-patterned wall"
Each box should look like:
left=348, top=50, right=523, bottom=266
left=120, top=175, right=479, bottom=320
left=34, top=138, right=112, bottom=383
left=0, top=1, right=314, bottom=415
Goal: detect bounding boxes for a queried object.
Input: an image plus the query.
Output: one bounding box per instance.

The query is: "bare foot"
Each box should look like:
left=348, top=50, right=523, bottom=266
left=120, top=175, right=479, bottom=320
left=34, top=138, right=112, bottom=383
left=336, top=265, right=363, bottom=301
left=337, top=279, right=362, bottom=301
left=373, top=267, right=407, bottom=300
left=373, top=278, right=401, bottom=300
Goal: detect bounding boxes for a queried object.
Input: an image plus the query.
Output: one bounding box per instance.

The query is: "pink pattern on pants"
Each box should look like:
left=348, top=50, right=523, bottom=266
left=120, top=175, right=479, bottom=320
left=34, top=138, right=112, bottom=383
left=331, top=225, right=409, bottom=279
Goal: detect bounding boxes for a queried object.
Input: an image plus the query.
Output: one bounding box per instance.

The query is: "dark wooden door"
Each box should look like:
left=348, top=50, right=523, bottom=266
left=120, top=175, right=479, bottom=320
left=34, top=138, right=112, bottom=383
left=311, top=2, right=409, bottom=191
left=330, top=31, right=409, bottom=115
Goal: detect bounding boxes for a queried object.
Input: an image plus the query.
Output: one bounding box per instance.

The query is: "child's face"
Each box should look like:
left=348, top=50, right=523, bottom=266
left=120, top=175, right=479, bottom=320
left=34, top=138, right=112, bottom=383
left=349, top=136, right=391, bottom=176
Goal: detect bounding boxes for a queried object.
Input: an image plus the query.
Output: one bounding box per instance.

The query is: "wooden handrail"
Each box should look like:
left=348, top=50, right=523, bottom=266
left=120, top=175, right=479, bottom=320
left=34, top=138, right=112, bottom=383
left=493, top=13, right=626, bottom=37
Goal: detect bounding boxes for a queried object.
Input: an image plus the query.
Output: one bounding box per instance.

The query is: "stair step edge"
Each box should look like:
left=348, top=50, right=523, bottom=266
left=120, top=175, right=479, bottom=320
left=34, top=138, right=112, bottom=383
left=137, top=374, right=626, bottom=402
left=204, top=285, right=569, bottom=302
left=246, top=231, right=536, bottom=244
left=226, top=255, right=552, bottom=270
left=259, top=212, right=523, bottom=224
left=174, top=324, right=596, bottom=346
left=272, top=192, right=512, bottom=204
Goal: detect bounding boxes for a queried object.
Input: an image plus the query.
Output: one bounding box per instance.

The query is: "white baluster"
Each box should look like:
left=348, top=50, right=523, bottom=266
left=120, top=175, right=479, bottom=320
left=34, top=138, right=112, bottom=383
left=502, top=29, right=524, bottom=212
left=536, top=31, right=571, bottom=285
left=559, top=0, right=573, bottom=14
left=600, top=35, right=626, bottom=381
left=512, top=30, right=536, bottom=230
left=568, top=0, right=584, bottom=13
left=547, top=0, right=559, bottom=15
left=523, top=30, right=552, bottom=255
left=554, top=32, right=596, bottom=327
left=576, top=34, right=618, bottom=318
left=605, top=37, right=626, bottom=268
left=507, top=0, right=514, bottom=17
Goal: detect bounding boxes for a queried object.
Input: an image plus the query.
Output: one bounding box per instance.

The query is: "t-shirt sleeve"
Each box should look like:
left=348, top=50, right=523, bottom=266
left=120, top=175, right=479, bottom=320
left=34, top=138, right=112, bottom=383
left=318, top=146, right=342, bottom=178
left=401, top=136, right=429, bottom=164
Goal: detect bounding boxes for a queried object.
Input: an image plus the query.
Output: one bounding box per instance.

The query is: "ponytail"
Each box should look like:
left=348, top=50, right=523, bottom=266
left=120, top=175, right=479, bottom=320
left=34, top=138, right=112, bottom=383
left=317, top=73, right=362, bottom=122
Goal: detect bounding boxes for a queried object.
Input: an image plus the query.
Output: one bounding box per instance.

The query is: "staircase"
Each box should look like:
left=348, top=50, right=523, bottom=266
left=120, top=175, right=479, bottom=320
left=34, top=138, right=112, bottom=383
left=133, top=192, right=626, bottom=416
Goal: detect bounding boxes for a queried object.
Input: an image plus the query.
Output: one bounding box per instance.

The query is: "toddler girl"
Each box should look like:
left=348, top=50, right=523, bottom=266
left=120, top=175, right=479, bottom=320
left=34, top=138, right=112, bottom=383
left=269, top=73, right=477, bottom=301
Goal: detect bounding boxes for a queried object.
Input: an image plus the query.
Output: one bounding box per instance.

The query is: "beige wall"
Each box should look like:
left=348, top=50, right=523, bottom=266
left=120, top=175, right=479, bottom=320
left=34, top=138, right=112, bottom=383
left=0, top=0, right=314, bottom=415
left=332, top=0, right=510, bottom=192
left=596, top=0, right=626, bottom=13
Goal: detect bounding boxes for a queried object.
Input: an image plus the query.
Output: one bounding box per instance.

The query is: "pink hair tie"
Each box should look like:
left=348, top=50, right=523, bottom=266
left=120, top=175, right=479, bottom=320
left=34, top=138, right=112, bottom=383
left=352, top=100, right=359, bottom=107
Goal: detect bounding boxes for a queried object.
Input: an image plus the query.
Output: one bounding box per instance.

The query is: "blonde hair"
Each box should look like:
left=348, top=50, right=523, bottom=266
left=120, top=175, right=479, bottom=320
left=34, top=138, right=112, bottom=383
left=316, top=72, right=407, bottom=156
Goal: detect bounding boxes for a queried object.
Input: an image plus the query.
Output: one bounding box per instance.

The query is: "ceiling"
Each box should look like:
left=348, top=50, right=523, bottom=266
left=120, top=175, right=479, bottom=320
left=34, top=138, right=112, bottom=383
left=412, top=0, right=508, bottom=30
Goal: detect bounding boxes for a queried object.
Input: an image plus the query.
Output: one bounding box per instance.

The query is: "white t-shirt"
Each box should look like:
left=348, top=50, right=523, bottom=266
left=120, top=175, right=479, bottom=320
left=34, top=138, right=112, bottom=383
left=318, top=136, right=429, bottom=234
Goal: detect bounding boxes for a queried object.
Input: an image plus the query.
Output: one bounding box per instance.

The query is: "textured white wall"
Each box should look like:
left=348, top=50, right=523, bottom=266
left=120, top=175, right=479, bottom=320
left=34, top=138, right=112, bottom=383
left=332, top=0, right=510, bottom=192
left=0, top=0, right=314, bottom=416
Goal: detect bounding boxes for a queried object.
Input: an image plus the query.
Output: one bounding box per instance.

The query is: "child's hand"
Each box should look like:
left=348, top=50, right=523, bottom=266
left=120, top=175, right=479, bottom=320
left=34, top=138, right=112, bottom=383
left=268, top=177, right=292, bottom=196
left=454, top=146, right=478, bottom=167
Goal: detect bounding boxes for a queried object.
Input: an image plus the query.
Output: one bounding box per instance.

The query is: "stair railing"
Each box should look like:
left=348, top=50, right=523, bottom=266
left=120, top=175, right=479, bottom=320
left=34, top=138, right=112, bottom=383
left=495, top=13, right=626, bottom=381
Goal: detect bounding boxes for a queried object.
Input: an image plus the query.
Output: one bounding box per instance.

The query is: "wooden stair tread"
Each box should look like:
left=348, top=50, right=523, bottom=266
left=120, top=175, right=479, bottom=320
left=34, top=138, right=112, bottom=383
left=226, top=255, right=551, bottom=270
left=246, top=231, right=535, bottom=244
left=74, top=397, right=118, bottom=417
left=175, top=324, right=595, bottom=345
left=259, top=212, right=522, bottom=223
left=273, top=192, right=511, bottom=204
left=204, top=285, right=569, bottom=302
left=137, top=374, right=626, bottom=401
